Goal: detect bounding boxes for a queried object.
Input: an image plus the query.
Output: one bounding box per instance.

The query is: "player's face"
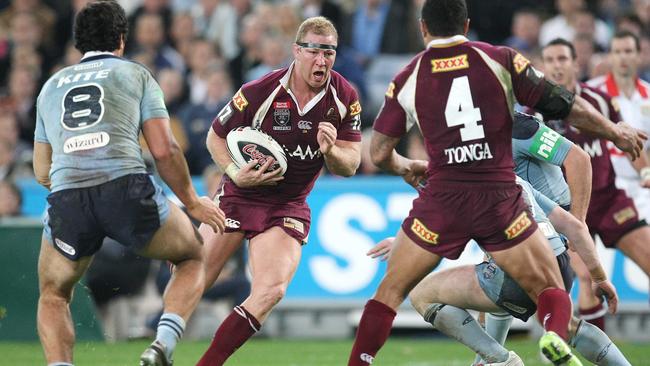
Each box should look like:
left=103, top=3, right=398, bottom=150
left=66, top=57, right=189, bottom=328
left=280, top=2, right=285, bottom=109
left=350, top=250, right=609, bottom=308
left=294, top=32, right=337, bottom=90
left=610, top=37, right=640, bottom=78
left=542, top=44, right=578, bottom=89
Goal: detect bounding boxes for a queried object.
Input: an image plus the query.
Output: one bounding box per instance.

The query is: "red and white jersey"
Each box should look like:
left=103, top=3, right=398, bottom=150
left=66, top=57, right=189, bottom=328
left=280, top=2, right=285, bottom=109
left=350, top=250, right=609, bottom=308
left=373, top=35, right=546, bottom=187
left=212, top=63, right=362, bottom=204
left=588, top=73, right=650, bottom=179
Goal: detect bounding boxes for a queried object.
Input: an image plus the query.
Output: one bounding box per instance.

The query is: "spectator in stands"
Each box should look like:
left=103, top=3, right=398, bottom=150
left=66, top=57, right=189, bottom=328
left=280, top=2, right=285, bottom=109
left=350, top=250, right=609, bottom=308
left=633, top=0, right=650, bottom=30
left=343, top=0, right=419, bottom=67
left=298, top=0, right=344, bottom=34
left=0, top=180, right=21, bottom=217
left=245, top=34, right=290, bottom=82
left=505, top=9, right=542, bottom=54
left=0, top=137, right=32, bottom=182
left=50, top=43, right=83, bottom=74
left=616, top=12, right=645, bottom=37
left=231, top=0, right=253, bottom=21
left=0, top=113, right=32, bottom=164
left=0, top=66, right=38, bottom=144
left=190, top=0, right=239, bottom=60
left=640, top=32, right=650, bottom=81
left=186, top=38, right=222, bottom=104
left=169, top=11, right=195, bottom=61
left=0, top=0, right=56, bottom=50
left=126, top=0, right=173, bottom=54
left=229, top=13, right=263, bottom=89
left=130, top=13, right=185, bottom=74
left=271, top=3, right=302, bottom=40
left=540, top=0, right=611, bottom=49
left=179, top=67, right=232, bottom=175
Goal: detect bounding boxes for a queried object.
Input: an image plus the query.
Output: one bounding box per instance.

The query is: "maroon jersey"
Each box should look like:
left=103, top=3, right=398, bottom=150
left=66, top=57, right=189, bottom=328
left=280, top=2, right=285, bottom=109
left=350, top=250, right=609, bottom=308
left=374, top=35, right=546, bottom=186
left=543, top=83, right=622, bottom=193
left=212, top=63, right=362, bottom=204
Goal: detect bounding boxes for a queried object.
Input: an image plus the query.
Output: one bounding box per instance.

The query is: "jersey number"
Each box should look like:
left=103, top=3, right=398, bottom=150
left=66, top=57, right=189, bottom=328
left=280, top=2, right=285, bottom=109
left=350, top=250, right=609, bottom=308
left=61, top=84, right=105, bottom=130
left=444, top=76, right=484, bottom=141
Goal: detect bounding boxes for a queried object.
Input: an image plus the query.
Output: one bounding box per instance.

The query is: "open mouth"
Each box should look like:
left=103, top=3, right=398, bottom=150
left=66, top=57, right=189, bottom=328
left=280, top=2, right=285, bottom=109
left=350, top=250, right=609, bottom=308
left=313, top=70, right=325, bottom=81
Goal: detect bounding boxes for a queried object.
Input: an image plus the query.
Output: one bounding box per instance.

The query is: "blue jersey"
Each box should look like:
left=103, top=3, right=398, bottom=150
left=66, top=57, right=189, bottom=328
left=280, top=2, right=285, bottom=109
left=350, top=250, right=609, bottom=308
left=512, top=112, right=573, bottom=208
left=34, top=53, right=168, bottom=192
left=516, top=176, right=565, bottom=256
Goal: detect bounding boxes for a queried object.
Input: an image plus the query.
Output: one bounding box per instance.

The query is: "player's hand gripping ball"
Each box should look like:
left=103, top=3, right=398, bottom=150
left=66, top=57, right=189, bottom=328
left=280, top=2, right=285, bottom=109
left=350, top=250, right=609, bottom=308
left=226, top=126, right=288, bottom=175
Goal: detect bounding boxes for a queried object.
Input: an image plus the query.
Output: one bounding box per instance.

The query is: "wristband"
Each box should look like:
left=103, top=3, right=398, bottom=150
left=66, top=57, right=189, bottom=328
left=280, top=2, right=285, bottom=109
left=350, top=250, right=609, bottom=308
left=641, top=167, right=650, bottom=181
left=225, top=163, right=240, bottom=180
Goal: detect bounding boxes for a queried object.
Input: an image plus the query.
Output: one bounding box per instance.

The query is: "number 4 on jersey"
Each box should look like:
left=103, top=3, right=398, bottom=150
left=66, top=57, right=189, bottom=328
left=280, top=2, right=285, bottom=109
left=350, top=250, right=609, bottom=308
left=445, top=76, right=484, bottom=142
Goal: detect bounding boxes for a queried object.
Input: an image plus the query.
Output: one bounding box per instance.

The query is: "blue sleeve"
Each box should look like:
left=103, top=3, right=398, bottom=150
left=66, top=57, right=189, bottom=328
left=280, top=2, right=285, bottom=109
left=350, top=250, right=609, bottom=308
left=34, top=99, right=49, bottom=143
left=141, top=69, right=169, bottom=123
left=515, top=123, right=573, bottom=167
left=531, top=185, right=559, bottom=216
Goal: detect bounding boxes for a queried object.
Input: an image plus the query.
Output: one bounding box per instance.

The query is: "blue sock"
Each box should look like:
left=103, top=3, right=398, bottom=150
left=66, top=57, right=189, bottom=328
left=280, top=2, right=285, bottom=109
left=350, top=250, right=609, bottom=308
left=569, top=320, right=631, bottom=366
left=156, top=313, right=186, bottom=360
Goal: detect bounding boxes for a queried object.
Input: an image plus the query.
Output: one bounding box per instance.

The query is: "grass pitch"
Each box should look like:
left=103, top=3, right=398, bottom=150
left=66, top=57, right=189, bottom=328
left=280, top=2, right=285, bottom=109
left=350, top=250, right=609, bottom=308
left=1, top=338, right=648, bottom=365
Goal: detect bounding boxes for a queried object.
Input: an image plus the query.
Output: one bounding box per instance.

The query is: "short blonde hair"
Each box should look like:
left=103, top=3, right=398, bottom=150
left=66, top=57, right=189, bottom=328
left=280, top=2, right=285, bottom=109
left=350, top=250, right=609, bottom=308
left=295, top=16, right=338, bottom=43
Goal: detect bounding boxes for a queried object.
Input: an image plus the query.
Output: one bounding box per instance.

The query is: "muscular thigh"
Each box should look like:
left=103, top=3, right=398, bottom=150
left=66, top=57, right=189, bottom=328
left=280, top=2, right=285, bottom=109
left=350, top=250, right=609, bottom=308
left=38, top=235, right=93, bottom=296
left=410, top=265, right=500, bottom=315
left=617, top=225, right=650, bottom=274
left=138, top=201, right=202, bottom=263
left=248, top=227, right=302, bottom=288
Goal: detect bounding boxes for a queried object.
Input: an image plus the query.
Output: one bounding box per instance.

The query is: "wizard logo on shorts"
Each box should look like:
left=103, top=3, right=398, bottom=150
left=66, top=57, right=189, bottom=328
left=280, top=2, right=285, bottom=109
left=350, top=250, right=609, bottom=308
left=504, top=212, right=532, bottom=240
left=273, top=101, right=291, bottom=131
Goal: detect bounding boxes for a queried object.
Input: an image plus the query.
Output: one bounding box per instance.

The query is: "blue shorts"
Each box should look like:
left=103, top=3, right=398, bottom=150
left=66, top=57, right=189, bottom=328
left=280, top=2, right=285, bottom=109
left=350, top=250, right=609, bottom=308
left=43, top=174, right=169, bottom=261
left=475, top=249, right=575, bottom=321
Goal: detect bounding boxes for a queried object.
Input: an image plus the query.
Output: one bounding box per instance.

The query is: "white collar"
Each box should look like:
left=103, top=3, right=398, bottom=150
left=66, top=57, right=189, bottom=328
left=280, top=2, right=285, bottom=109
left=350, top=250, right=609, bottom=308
left=427, top=35, right=469, bottom=48
left=81, top=51, right=116, bottom=60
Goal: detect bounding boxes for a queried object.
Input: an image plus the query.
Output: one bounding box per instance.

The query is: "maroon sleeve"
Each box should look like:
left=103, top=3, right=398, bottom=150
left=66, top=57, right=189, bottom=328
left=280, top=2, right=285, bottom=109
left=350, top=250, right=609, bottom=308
left=337, top=85, right=362, bottom=142
left=211, top=88, right=252, bottom=138
left=501, top=47, right=546, bottom=108
left=372, top=59, right=416, bottom=138
left=607, top=94, right=622, bottom=122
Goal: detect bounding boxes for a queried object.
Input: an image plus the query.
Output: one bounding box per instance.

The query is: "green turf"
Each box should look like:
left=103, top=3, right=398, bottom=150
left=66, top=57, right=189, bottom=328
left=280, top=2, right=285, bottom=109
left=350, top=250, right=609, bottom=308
left=1, top=338, right=648, bottom=365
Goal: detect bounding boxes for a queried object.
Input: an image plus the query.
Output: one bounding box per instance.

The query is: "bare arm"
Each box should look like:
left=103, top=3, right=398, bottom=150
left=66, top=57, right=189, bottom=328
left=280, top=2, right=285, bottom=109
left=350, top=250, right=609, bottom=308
left=562, top=145, right=592, bottom=222
left=33, top=142, right=52, bottom=190
left=629, top=150, right=650, bottom=188
left=370, top=130, right=427, bottom=187
left=323, top=140, right=361, bottom=177
left=567, top=96, right=645, bottom=158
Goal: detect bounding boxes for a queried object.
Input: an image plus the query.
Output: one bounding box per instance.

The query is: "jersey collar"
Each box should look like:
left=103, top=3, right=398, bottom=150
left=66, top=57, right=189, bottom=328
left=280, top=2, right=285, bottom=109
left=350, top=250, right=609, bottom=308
left=605, top=72, right=648, bottom=98
left=280, top=61, right=331, bottom=116
left=427, top=35, right=468, bottom=49
left=80, top=51, right=121, bottom=63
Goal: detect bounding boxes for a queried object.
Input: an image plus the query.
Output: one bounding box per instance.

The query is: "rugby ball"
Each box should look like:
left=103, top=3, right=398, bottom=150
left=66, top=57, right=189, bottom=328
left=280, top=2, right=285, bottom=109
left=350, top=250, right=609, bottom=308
left=226, top=126, right=287, bottom=175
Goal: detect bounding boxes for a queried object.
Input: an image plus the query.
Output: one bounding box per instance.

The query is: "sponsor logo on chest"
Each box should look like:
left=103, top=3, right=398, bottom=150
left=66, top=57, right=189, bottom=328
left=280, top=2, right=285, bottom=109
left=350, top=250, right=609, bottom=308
left=298, top=120, right=312, bottom=132
left=273, top=101, right=292, bottom=131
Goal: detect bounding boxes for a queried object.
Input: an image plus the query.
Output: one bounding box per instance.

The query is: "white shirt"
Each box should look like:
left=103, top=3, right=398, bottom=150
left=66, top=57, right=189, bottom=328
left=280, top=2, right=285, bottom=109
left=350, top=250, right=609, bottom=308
left=588, top=73, right=650, bottom=179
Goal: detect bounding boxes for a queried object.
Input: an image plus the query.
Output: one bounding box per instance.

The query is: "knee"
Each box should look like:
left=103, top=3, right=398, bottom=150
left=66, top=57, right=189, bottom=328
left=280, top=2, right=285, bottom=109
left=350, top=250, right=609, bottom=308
left=375, top=282, right=409, bottom=309
left=254, top=284, right=287, bottom=310
left=39, top=284, right=73, bottom=305
left=407, top=286, right=431, bottom=316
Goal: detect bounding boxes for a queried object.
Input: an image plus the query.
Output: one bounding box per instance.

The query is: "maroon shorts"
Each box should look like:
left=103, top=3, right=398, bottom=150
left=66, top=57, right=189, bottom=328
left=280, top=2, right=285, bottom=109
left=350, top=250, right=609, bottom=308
left=213, top=186, right=311, bottom=245
left=587, top=188, right=646, bottom=248
left=402, top=182, right=538, bottom=259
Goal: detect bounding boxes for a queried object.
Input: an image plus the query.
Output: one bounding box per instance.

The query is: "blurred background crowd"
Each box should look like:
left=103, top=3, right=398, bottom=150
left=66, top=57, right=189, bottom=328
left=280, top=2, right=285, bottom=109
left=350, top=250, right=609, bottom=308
left=2, top=0, right=650, bottom=338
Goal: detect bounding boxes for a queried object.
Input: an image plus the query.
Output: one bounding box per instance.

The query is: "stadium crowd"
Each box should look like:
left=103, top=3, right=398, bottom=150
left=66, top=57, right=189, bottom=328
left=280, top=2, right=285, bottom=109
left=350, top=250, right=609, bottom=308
left=3, top=0, right=650, bottom=215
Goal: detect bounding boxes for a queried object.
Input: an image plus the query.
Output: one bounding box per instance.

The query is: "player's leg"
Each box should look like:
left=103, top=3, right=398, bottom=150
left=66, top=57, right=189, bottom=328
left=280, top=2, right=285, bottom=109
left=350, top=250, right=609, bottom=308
left=200, top=222, right=246, bottom=292
left=196, top=226, right=301, bottom=366
left=409, top=265, right=516, bottom=364
left=348, top=229, right=442, bottom=366
left=568, top=316, right=632, bottom=366
left=617, top=226, right=650, bottom=277
left=488, top=230, right=581, bottom=365
left=137, top=202, right=208, bottom=365
left=37, top=236, right=93, bottom=365
left=568, top=249, right=606, bottom=330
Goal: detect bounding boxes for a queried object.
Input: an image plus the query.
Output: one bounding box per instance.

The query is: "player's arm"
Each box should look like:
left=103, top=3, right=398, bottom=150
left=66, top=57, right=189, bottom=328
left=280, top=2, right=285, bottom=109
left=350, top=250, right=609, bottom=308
left=562, top=145, right=592, bottom=221
left=370, top=131, right=427, bottom=188
left=143, top=118, right=225, bottom=233
left=33, top=142, right=52, bottom=190
left=318, top=122, right=360, bottom=177
left=205, top=128, right=283, bottom=187
left=628, top=151, right=650, bottom=188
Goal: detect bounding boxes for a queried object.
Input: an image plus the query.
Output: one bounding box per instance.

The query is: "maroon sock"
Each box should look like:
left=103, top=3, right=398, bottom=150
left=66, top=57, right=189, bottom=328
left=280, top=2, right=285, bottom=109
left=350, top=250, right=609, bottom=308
left=579, top=301, right=606, bottom=331
left=347, top=299, right=396, bottom=366
left=196, top=306, right=261, bottom=366
left=536, top=288, right=572, bottom=340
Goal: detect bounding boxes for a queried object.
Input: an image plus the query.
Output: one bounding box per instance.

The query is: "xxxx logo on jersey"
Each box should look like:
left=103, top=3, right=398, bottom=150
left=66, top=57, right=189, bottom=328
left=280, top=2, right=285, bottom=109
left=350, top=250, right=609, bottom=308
left=232, top=90, right=249, bottom=111
left=411, top=218, right=439, bottom=245
left=431, top=54, right=469, bottom=73
left=505, top=212, right=532, bottom=240
left=385, top=82, right=396, bottom=98
left=513, top=53, right=530, bottom=74
left=349, top=100, right=362, bottom=116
